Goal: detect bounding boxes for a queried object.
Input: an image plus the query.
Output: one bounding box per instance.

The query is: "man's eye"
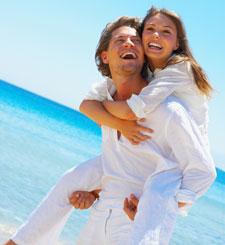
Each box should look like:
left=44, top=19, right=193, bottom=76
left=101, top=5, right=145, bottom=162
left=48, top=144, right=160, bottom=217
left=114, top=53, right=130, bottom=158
left=115, top=39, right=124, bottom=43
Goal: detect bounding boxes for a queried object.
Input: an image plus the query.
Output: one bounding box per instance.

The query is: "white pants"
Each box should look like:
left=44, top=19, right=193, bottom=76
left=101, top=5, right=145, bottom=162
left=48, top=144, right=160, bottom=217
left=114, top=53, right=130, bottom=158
left=12, top=158, right=182, bottom=245
left=12, top=155, right=103, bottom=245
left=76, top=205, right=133, bottom=245
left=129, top=169, right=182, bottom=245
left=76, top=169, right=182, bottom=245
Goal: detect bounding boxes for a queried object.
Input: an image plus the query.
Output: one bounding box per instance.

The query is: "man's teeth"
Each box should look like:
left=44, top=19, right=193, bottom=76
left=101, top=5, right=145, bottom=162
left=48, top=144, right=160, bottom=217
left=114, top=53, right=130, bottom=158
left=148, top=43, right=162, bottom=49
left=121, top=52, right=137, bottom=59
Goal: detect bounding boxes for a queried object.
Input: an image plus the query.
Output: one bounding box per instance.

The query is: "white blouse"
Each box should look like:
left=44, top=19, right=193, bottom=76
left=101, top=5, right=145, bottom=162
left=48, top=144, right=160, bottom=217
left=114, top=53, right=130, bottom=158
left=84, top=61, right=209, bottom=141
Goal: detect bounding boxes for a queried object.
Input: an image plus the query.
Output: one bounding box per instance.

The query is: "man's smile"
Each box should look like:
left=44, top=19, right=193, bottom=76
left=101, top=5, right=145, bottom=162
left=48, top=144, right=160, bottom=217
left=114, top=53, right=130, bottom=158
left=120, top=51, right=137, bottom=59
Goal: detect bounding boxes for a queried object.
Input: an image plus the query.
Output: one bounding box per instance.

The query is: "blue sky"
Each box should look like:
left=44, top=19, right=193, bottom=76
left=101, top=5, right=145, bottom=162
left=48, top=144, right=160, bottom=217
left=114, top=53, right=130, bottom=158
left=0, top=0, right=224, bottom=169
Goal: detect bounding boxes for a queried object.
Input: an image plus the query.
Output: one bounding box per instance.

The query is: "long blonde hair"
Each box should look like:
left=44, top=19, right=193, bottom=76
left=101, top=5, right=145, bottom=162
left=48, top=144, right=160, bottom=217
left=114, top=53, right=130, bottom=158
left=140, top=6, right=214, bottom=98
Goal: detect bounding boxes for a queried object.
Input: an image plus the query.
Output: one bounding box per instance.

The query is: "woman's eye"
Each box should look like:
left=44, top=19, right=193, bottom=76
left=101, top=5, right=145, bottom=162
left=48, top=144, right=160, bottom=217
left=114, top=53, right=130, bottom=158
left=163, top=30, right=171, bottom=34
left=146, top=27, right=154, bottom=31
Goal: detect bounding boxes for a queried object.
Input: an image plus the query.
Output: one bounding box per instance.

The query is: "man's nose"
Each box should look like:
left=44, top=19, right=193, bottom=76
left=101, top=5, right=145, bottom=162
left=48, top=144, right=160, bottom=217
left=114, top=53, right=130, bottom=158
left=124, top=38, right=134, bottom=47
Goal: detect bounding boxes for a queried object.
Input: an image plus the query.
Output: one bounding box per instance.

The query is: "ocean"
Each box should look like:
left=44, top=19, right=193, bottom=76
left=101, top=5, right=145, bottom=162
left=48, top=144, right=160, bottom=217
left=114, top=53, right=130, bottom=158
left=0, top=80, right=224, bottom=244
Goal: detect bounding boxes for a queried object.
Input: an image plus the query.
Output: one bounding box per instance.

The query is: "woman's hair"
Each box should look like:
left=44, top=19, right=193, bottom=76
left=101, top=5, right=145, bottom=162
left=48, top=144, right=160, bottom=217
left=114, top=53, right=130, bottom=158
left=95, top=16, right=141, bottom=78
left=140, top=6, right=214, bottom=98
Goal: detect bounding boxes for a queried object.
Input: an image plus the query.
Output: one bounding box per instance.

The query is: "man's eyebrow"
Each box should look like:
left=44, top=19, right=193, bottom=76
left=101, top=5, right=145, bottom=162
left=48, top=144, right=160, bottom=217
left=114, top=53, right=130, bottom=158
left=112, top=34, right=140, bottom=39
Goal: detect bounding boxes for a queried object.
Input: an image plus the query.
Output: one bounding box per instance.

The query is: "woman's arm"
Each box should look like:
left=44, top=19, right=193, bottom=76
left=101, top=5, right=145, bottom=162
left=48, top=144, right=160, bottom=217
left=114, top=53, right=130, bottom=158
left=102, top=100, right=139, bottom=120
left=126, top=62, right=192, bottom=118
left=80, top=100, right=153, bottom=144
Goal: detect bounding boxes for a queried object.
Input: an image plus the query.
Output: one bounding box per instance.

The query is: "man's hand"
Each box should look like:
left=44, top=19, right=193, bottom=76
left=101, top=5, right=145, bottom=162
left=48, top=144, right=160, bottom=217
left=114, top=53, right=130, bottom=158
left=178, top=202, right=187, bottom=208
left=3, top=240, right=17, bottom=245
left=123, top=194, right=139, bottom=220
left=70, top=190, right=101, bottom=210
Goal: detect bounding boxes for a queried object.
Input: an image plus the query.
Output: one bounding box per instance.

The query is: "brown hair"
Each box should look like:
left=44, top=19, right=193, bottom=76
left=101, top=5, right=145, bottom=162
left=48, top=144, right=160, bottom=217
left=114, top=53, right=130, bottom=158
left=95, top=16, right=141, bottom=78
left=140, top=6, right=214, bottom=98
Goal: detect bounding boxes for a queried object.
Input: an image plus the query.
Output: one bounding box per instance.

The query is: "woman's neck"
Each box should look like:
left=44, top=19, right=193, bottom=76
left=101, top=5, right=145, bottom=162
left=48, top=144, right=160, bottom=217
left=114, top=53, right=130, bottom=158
left=148, top=58, right=167, bottom=72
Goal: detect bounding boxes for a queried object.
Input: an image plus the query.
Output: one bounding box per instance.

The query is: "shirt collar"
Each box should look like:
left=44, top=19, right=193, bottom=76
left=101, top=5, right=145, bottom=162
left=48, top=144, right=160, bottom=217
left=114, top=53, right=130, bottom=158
left=106, top=78, right=116, bottom=100
left=147, top=54, right=176, bottom=80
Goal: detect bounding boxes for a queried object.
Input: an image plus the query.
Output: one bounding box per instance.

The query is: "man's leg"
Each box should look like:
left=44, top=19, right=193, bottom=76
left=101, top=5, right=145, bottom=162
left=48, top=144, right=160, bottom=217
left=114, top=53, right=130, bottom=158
left=9, top=155, right=103, bottom=245
left=129, top=169, right=182, bottom=245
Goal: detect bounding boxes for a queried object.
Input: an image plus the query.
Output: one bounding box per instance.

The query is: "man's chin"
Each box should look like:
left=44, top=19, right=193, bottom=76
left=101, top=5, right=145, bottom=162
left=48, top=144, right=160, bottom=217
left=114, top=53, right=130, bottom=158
left=119, top=64, right=143, bottom=74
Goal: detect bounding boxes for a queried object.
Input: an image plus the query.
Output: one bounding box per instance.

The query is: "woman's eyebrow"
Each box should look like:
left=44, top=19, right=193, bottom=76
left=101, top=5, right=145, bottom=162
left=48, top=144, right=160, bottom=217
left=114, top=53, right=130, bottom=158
left=163, top=25, right=174, bottom=30
left=145, top=23, right=174, bottom=30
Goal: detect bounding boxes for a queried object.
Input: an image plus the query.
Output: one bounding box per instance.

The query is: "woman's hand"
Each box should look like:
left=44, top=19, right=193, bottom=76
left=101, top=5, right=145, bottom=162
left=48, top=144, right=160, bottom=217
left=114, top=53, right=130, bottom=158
left=118, top=120, right=154, bottom=145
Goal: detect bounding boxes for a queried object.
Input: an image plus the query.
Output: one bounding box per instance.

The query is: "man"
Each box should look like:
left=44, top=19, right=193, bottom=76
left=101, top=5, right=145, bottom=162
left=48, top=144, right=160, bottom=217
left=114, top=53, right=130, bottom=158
left=76, top=16, right=216, bottom=244
left=5, top=16, right=216, bottom=245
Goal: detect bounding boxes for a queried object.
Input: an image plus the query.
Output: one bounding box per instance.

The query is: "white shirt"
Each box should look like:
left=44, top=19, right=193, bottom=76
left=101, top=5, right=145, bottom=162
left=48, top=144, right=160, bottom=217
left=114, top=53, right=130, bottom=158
left=94, top=79, right=216, bottom=215
left=84, top=61, right=209, bottom=140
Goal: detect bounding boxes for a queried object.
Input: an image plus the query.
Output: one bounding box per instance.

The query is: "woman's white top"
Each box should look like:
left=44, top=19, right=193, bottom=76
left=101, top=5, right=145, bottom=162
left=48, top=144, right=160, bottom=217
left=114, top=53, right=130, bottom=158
left=84, top=61, right=209, bottom=143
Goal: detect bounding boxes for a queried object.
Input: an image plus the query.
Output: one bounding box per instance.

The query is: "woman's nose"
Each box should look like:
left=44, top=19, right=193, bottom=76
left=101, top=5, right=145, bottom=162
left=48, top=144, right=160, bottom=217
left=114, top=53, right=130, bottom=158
left=153, top=31, right=160, bottom=39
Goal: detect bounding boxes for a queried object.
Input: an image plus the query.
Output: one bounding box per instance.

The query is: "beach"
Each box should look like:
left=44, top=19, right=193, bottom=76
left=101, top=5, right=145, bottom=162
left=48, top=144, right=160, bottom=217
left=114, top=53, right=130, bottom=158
left=1, top=80, right=225, bottom=244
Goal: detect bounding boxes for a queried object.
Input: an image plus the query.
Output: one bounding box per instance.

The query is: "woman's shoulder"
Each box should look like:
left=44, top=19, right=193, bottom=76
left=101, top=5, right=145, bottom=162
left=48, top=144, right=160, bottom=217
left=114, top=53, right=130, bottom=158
left=154, top=60, right=192, bottom=79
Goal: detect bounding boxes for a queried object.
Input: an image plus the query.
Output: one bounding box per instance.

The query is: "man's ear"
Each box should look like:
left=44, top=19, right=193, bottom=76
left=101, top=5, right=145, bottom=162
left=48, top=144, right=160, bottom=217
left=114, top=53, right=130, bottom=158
left=101, top=51, right=109, bottom=64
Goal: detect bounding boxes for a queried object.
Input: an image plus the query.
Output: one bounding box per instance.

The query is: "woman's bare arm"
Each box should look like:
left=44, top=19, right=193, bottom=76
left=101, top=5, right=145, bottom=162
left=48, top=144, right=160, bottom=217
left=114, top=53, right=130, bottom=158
left=80, top=100, right=153, bottom=144
left=102, top=100, right=138, bottom=120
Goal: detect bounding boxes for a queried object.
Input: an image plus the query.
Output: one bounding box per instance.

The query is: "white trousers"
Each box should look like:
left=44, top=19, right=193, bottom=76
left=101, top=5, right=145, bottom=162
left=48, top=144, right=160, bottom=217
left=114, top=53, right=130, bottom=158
left=76, top=169, right=182, bottom=245
left=12, top=158, right=182, bottom=245
left=12, top=155, right=103, bottom=245
left=129, top=169, right=182, bottom=245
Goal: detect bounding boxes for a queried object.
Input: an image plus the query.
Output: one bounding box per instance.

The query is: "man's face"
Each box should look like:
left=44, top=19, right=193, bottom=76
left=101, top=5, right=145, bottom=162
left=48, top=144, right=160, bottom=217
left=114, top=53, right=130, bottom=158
left=101, top=26, right=145, bottom=77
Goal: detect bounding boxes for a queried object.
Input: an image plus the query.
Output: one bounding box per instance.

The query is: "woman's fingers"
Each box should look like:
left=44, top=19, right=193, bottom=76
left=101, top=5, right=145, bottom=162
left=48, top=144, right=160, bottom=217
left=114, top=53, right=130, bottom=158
left=137, top=124, right=154, bottom=134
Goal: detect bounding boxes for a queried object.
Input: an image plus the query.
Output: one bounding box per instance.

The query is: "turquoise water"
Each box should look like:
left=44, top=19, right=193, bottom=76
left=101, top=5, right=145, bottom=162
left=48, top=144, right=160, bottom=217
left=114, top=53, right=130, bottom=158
left=0, top=80, right=224, bottom=244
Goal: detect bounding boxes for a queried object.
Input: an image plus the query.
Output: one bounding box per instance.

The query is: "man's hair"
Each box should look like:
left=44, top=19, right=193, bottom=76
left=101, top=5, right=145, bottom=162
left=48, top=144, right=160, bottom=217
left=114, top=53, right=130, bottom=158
left=95, top=16, right=141, bottom=78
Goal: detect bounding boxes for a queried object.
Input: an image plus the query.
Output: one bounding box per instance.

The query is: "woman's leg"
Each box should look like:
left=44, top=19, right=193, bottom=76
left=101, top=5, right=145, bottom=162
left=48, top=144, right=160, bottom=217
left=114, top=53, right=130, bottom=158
left=129, top=169, right=182, bottom=245
left=10, top=155, right=103, bottom=245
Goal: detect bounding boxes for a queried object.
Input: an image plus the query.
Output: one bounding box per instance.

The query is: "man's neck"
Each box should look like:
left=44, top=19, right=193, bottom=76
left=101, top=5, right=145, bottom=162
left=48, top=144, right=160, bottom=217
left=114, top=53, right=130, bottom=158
left=112, top=74, right=148, bottom=101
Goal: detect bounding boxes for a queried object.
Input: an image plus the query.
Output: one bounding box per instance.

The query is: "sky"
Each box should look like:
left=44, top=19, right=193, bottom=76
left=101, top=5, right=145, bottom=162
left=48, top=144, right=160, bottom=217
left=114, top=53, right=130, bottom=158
left=0, top=0, right=225, bottom=170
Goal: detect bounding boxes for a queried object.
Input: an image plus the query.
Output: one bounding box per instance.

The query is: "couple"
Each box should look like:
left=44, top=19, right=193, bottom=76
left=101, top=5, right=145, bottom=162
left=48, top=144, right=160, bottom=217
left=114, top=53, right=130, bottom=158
left=5, top=6, right=216, bottom=245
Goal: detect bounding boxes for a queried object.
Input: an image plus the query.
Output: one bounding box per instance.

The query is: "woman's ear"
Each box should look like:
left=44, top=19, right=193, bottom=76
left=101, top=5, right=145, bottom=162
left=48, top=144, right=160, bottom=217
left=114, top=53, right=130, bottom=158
left=174, top=39, right=179, bottom=51
left=101, top=51, right=109, bottom=64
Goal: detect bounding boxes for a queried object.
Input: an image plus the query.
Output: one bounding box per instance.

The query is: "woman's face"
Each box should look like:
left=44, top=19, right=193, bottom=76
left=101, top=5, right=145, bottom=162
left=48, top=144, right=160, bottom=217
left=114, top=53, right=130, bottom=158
left=142, top=13, right=179, bottom=70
